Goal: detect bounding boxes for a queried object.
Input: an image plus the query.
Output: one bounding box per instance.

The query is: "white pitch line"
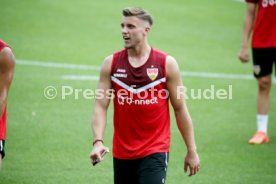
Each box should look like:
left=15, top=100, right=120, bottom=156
left=17, top=60, right=101, bottom=71
left=17, top=59, right=275, bottom=83
left=181, top=71, right=253, bottom=80
left=62, top=75, right=99, bottom=81
left=232, top=0, right=244, bottom=3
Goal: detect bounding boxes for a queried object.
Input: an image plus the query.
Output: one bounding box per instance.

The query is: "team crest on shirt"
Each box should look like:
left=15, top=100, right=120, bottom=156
left=253, top=65, right=261, bottom=75
left=147, top=67, right=158, bottom=81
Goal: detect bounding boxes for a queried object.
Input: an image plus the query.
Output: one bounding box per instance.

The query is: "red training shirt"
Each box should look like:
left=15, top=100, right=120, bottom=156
left=111, top=48, right=170, bottom=159
left=246, top=0, right=276, bottom=48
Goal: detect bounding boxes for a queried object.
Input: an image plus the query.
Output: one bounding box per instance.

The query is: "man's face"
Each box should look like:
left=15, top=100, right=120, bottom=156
left=121, top=16, right=150, bottom=49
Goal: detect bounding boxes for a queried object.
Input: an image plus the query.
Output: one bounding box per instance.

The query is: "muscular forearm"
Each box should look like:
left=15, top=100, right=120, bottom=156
left=175, top=107, right=197, bottom=151
left=92, top=106, right=108, bottom=141
left=241, top=16, right=253, bottom=48
left=241, top=4, right=256, bottom=48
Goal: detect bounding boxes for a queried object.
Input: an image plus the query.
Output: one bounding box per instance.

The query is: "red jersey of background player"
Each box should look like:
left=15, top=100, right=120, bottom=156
left=111, top=48, right=170, bottom=159
left=246, top=0, right=276, bottom=48
left=0, top=40, right=8, bottom=140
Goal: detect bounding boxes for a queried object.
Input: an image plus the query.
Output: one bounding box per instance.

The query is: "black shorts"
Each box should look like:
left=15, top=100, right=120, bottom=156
left=113, top=152, right=169, bottom=184
left=252, top=48, right=276, bottom=78
left=0, top=140, right=5, bottom=159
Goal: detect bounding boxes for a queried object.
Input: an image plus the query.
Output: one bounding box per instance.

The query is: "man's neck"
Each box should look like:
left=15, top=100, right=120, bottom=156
left=127, top=43, right=151, bottom=67
left=127, top=41, right=151, bottom=57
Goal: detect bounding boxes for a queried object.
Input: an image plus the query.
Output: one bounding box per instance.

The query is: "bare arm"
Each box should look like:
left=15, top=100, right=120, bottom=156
left=89, top=55, right=113, bottom=164
left=166, top=56, right=200, bottom=176
left=0, top=47, right=15, bottom=117
left=238, top=2, right=257, bottom=63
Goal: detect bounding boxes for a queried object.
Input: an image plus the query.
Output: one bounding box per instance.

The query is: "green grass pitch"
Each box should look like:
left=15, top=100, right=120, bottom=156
left=1, top=0, right=276, bottom=183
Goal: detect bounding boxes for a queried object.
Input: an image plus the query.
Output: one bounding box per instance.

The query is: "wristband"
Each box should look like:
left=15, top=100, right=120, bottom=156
left=93, top=139, right=104, bottom=146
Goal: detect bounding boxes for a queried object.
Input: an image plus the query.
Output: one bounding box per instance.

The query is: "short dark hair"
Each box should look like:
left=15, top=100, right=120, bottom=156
left=122, top=7, right=153, bottom=26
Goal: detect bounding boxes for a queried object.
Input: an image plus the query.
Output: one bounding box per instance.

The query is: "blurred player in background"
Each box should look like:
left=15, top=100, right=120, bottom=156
left=89, top=7, right=200, bottom=184
left=238, top=0, right=276, bottom=144
left=0, top=39, right=15, bottom=169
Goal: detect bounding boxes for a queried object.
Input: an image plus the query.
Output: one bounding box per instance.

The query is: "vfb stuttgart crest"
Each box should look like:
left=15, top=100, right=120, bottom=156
left=253, top=65, right=261, bottom=75
left=147, top=68, right=158, bottom=81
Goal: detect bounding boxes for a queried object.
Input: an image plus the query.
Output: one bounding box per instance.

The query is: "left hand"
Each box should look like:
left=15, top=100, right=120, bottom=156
left=184, top=150, right=200, bottom=176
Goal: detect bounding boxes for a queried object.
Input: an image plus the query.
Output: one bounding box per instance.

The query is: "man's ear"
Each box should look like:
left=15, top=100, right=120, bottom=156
left=145, top=27, right=150, bottom=33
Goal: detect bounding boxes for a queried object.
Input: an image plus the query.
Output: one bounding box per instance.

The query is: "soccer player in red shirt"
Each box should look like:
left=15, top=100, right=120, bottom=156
left=239, top=0, right=276, bottom=144
left=89, top=7, right=200, bottom=183
left=0, top=39, right=15, bottom=169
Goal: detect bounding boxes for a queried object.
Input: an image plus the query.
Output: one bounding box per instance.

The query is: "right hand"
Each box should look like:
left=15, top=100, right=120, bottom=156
left=238, top=47, right=249, bottom=63
left=89, top=142, right=109, bottom=165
